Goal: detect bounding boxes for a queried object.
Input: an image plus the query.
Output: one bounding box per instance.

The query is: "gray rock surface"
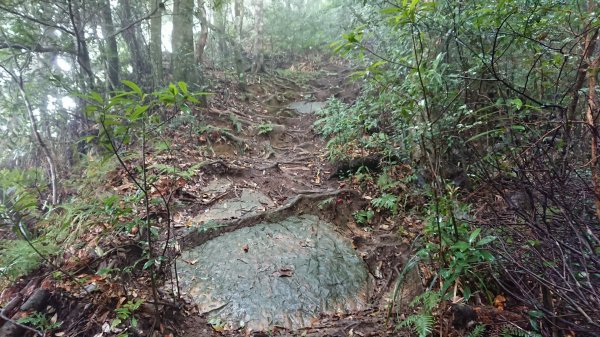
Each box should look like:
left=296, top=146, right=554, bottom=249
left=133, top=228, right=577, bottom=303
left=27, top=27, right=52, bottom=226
left=193, top=188, right=274, bottom=224
left=178, top=215, right=372, bottom=331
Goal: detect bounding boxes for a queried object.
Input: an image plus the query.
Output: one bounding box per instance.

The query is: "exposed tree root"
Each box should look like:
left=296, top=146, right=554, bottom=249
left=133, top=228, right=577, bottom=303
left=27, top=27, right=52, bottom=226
left=180, top=189, right=362, bottom=249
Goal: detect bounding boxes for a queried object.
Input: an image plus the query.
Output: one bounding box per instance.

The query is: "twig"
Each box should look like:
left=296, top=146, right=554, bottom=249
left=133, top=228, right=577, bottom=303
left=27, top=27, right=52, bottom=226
left=0, top=309, right=43, bottom=336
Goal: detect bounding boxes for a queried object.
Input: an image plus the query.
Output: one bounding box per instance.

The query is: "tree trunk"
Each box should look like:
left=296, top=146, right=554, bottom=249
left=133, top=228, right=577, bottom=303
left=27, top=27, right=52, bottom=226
left=100, top=0, right=120, bottom=90
left=251, top=0, right=265, bottom=73
left=214, top=6, right=228, bottom=65
left=15, top=79, right=58, bottom=205
left=584, top=1, right=600, bottom=221
left=120, top=0, right=150, bottom=86
left=195, top=0, right=209, bottom=64
left=172, top=0, right=197, bottom=84
left=68, top=0, right=95, bottom=91
left=149, top=0, right=163, bottom=87
left=233, top=0, right=246, bottom=90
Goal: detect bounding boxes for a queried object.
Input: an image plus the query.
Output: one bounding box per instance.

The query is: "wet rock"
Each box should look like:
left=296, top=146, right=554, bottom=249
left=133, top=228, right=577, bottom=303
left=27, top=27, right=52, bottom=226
left=287, top=101, right=325, bottom=114
left=178, top=215, right=372, bottom=331
left=193, top=189, right=274, bottom=224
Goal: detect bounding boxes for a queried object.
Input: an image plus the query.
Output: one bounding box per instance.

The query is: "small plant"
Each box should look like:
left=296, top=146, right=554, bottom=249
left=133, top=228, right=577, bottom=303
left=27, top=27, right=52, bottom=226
left=466, top=324, right=487, bottom=337
left=17, top=311, right=62, bottom=333
left=229, top=113, right=243, bottom=133
left=317, top=197, right=334, bottom=209
left=257, top=123, right=275, bottom=135
left=500, top=325, right=542, bottom=337
left=111, top=299, right=143, bottom=333
left=371, top=193, right=398, bottom=214
left=396, top=291, right=440, bottom=337
left=353, top=209, right=374, bottom=225
left=420, top=188, right=496, bottom=299
left=149, top=162, right=200, bottom=180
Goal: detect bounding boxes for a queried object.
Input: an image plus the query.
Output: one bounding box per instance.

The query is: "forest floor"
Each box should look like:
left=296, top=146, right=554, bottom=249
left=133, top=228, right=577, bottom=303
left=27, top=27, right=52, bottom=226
left=0, top=57, right=525, bottom=337
left=167, top=58, right=421, bottom=337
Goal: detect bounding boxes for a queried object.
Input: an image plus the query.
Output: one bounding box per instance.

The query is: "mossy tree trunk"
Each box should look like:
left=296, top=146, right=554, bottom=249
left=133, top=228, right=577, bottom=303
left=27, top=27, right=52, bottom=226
left=172, top=0, right=197, bottom=85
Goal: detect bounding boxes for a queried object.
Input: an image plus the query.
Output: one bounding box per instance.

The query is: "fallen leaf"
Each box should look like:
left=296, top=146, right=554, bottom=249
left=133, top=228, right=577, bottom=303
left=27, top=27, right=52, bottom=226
left=182, top=259, right=198, bottom=265
left=493, top=294, right=506, bottom=311
left=272, top=267, right=294, bottom=277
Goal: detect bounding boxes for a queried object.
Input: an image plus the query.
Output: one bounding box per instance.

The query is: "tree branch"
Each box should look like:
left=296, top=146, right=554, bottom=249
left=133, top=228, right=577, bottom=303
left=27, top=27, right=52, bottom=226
left=0, top=42, right=75, bottom=54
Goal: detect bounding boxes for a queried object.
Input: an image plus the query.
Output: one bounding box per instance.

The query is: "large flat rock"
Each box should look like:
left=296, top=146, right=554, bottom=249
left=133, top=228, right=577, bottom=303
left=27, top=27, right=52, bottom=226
left=178, top=215, right=372, bottom=331
left=193, top=188, right=274, bottom=224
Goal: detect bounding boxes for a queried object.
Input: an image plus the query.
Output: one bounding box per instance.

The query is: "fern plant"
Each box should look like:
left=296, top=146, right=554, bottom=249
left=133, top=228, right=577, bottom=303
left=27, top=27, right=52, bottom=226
left=500, top=325, right=542, bottom=337
left=397, top=314, right=434, bottom=337
left=396, top=291, right=440, bottom=337
left=466, top=324, right=486, bottom=337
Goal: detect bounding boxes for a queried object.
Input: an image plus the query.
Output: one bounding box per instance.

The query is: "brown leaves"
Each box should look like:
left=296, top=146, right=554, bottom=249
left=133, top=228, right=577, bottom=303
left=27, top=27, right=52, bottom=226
left=493, top=294, right=506, bottom=311
left=272, top=267, right=294, bottom=277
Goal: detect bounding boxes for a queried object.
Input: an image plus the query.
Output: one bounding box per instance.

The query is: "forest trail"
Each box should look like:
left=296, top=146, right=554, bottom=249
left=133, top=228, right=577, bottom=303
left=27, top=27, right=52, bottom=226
left=0, top=60, right=420, bottom=337
left=161, top=61, right=416, bottom=336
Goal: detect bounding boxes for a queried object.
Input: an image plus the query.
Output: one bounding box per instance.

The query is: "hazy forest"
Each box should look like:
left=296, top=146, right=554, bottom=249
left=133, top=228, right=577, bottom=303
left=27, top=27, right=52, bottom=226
left=0, top=0, right=598, bottom=336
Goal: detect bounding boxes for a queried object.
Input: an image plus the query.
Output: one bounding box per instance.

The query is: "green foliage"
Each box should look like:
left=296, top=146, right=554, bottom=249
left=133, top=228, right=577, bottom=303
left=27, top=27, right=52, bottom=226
left=0, top=168, right=45, bottom=228
left=396, top=291, right=440, bottom=337
left=371, top=193, right=398, bottom=214
left=0, top=239, right=59, bottom=280
left=111, top=299, right=143, bottom=333
left=466, top=324, right=486, bottom=337
left=353, top=209, right=374, bottom=225
left=83, top=81, right=204, bottom=156
left=229, top=113, right=243, bottom=133
left=264, top=1, right=350, bottom=56
left=257, top=123, right=275, bottom=135
left=500, top=326, right=542, bottom=337
left=420, top=188, right=496, bottom=299
left=149, top=163, right=200, bottom=180
left=16, top=311, right=61, bottom=332
left=314, top=97, right=394, bottom=160
left=397, top=314, right=433, bottom=337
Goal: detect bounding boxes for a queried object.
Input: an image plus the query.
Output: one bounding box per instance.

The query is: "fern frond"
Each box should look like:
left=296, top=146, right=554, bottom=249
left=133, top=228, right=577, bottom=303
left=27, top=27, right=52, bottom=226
left=500, top=325, right=542, bottom=337
left=397, top=314, right=433, bottom=337
left=466, top=324, right=486, bottom=337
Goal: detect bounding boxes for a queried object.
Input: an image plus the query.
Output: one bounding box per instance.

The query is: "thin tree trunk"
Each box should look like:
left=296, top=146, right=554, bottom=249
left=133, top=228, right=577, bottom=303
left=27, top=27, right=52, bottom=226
left=68, top=0, right=95, bottom=90
left=195, top=0, right=209, bottom=64
left=149, top=0, right=163, bottom=87
left=100, top=0, right=120, bottom=90
left=584, top=17, right=600, bottom=220
left=172, top=0, right=196, bottom=84
left=251, top=0, right=264, bottom=73
left=120, top=0, right=150, bottom=85
left=234, top=0, right=246, bottom=90
left=15, top=77, right=58, bottom=205
left=215, top=6, right=228, bottom=65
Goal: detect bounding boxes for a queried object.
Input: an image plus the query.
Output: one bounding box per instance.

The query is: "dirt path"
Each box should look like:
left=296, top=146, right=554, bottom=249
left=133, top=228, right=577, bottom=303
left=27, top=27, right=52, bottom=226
left=165, top=63, right=417, bottom=337
left=0, top=61, right=417, bottom=337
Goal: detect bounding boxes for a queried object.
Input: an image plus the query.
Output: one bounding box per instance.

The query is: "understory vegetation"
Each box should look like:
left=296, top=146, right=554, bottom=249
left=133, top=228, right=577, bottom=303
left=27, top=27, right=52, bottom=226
left=1, top=0, right=599, bottom=336
left=314, top=1, right=600, bottom=336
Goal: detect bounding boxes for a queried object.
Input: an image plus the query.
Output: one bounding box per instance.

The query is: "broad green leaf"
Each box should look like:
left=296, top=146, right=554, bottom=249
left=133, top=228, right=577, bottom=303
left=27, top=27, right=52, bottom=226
left=509, top=98, right=523, bottom=109
left=122, top=80, right=142, bottom=95
left=476, top=235, right=496, bottom=246
left=178, top=81, right=188, bottom=95
left=143, top=259, right=155, bottom=270
left=466, top=128, right=502, bottom=143
left=181, top=103, right=192, bottom=114
left=468, top=228, right=481, bottom=244
left=452, top=241, right=470, bottom=252
left=130, top=105, right=149, bottom=120
left=89, top=92, right=104, bottom=104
